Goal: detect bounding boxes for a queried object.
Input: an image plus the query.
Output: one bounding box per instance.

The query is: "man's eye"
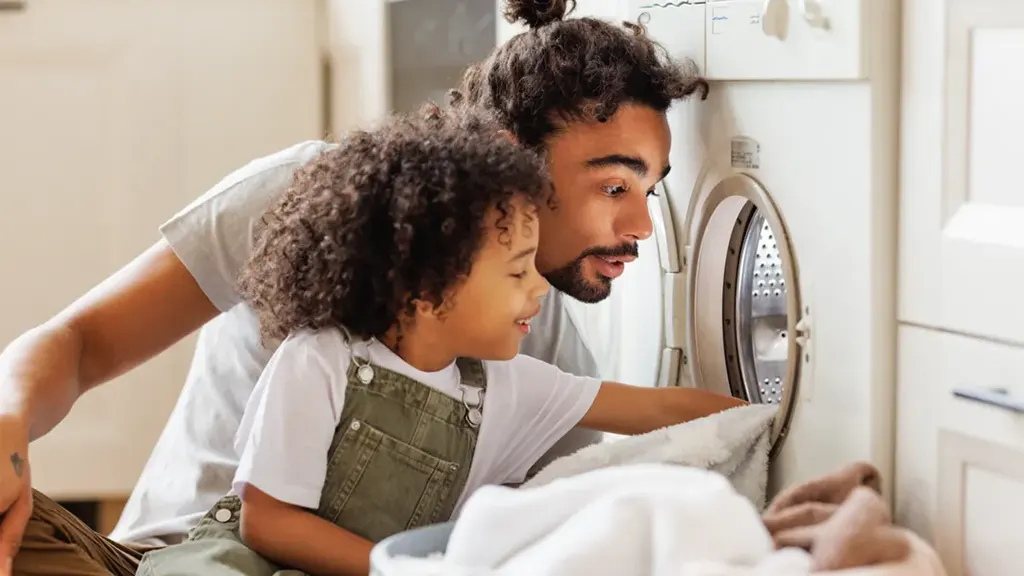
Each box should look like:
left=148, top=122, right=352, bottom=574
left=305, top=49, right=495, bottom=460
left=601, top=184, right=628, bottom=196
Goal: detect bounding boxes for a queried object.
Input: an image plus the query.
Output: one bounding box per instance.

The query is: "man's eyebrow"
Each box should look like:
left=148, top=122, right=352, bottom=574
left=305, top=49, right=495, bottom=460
left=585, top=155, right=672, bottom=181
left=585, top=154, right=649, bottom=177
left=508, top=247, right=536, bottom=262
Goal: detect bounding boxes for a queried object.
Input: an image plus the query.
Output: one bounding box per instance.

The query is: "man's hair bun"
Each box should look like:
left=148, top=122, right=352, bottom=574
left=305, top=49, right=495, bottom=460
left=503, top=0, right=574, bottom=29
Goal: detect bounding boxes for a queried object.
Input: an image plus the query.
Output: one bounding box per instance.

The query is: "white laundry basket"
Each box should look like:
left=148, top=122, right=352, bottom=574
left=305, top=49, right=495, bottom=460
left=369, top=522, right=455, bottom=576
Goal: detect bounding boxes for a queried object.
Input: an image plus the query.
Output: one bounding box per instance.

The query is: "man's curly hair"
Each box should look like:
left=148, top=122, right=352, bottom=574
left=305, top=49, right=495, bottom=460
left=237, top=106, right=548, bottom=344
left=449, top=0, right=709, bottom=148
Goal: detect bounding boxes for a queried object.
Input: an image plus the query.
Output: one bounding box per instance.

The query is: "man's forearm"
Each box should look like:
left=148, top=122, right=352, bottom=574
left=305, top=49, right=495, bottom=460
left=0, top=241, right=220, bottom=442
left=0, top=322, right=84, bottom=440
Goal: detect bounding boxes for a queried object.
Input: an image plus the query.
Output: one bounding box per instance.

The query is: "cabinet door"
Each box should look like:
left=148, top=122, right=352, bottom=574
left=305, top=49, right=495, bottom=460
left=900, top=0, right=1024, bottom=345
left=0, top=0, right=321, bottom=498
left=897, top=325, right=1024, bottom=576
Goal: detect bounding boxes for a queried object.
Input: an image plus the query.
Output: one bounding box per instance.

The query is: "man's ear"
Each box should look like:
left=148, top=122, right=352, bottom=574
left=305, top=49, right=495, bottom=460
left=497, top=129, right=519, bottom=146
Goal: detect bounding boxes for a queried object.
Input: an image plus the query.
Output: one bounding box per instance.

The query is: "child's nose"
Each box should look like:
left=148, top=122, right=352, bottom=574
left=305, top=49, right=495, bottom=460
left=530, top=270, right=550, bottom=299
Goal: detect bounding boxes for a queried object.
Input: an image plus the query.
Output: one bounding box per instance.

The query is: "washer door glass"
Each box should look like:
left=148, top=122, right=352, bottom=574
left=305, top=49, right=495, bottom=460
left=728, top=208, right=789, bottom=405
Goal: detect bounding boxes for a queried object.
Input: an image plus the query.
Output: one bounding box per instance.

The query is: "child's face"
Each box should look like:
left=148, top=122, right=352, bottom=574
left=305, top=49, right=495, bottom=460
left=432, top=194, right=549, bottom=361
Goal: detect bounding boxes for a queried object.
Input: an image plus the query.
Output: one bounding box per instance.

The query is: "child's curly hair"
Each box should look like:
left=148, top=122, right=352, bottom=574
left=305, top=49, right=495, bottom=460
left=237, top=106, right=548, bottom=344
left=449, top=0, right=709, bottom=148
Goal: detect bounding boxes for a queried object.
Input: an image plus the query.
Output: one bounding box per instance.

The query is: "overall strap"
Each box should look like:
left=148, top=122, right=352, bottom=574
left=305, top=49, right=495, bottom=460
left=455, top=357, right=486, bottom=390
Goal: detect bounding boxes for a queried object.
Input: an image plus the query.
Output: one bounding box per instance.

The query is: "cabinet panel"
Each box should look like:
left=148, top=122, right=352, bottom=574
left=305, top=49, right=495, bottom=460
left=900, top=0, right=1024, bottom=344
left=896, top=325, right=1024, bottom=576
left=0, top=0, right=321, bottom=498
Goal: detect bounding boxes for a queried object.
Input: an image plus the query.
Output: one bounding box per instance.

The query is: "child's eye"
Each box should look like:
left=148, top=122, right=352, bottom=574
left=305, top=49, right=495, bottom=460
left=646, top=187, right=659, bottom=198
left=601, top=184, right=628, bottom=197
left=511, top=271, right=527, bottom=279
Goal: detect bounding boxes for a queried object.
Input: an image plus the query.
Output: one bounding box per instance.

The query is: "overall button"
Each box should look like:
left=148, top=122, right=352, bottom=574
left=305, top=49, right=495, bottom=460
left=350, top=420, right=361, bottom=431
left=214, top=508, right=232, bottom=523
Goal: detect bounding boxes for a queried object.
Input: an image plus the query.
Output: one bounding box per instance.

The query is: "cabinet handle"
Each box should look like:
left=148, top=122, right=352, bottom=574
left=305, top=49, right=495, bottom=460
left=0, top=1, right=25, bottom=11
left=953, top=386, right=1024, bottom=414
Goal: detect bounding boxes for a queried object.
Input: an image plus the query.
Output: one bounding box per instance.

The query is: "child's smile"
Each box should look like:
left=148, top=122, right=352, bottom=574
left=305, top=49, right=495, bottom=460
left=514, top=306, right=541, bottom=335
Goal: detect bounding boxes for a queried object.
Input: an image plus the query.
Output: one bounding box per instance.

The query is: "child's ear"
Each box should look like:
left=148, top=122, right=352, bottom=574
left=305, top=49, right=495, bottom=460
left=413, top=298, right=437, bottom=317
left=413, top=289, right=457, bottom=320
left=413, top=297, right=451, bottom=320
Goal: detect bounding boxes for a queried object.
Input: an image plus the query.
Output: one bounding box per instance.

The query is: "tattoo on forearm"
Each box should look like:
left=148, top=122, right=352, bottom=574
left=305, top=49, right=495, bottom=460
left=10, top=452, right=23, bottom=478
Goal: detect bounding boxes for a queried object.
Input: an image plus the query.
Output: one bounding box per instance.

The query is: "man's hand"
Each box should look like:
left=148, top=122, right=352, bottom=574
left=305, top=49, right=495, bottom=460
left=0, top=414, right=32, bottom=576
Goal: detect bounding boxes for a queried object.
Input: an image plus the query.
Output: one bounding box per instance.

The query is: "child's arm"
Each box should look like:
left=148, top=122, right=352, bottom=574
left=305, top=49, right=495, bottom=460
left=579, top=382, right=748, bottom=435
left=492, top=356, right=751, bottom=479
left=229, top=329, right=373, bottom=575
left=239, top=484, right=372, bottom=576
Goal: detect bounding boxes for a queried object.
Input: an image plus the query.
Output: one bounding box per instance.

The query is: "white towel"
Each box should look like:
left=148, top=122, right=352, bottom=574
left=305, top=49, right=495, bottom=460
left=443, top=464, right=811, bottom=576
left=524, top=404, right=779, bottom=509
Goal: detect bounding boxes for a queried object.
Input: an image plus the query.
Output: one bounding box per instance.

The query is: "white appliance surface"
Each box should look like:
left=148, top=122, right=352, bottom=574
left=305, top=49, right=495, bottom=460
left=560, top=0, right=900, bottom=499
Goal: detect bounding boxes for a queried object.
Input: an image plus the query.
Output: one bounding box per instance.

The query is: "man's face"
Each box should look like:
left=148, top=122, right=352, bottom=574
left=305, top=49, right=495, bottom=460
left=537, top=104, right=672, bottom=303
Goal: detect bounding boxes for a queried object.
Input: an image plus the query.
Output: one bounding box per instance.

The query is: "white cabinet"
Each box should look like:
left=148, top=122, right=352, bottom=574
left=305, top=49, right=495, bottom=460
left=900, top=0, right=1024, bottom=345
left=0, top=0, right=322, bottom=498
left=896, top=326, right=1024, bottom=576
left=899, top=0, right=1024, bottom=574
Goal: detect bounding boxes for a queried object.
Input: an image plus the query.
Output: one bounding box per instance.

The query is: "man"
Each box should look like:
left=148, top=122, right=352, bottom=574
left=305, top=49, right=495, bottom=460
left=0, top=0, right=710, bottom=574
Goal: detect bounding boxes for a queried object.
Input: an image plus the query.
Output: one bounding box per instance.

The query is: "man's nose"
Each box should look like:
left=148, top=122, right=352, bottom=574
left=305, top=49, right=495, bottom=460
left=617, top=194, right=654, bottom=241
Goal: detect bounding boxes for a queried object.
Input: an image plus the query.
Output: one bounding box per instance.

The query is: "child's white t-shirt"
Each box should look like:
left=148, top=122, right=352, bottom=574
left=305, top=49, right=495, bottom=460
left=231, top=328, right=603, bottom=516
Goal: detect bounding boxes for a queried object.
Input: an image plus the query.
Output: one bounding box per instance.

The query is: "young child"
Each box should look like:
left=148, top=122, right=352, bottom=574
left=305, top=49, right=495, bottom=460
left=136, top=106, right=746, bottom=576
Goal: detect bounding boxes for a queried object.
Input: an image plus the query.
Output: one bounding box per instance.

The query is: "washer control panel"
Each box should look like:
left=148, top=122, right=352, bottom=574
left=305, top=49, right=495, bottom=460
left=627, top=0, right=869, bottom=80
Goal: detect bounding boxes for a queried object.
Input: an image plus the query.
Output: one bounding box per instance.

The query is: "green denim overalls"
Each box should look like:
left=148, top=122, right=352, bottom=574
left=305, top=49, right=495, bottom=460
left=137, top=355, right=486, bottom=576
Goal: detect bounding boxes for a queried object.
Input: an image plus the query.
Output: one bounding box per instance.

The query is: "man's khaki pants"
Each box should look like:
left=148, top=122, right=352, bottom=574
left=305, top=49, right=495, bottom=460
left=11, top=490, right=162, bottom=576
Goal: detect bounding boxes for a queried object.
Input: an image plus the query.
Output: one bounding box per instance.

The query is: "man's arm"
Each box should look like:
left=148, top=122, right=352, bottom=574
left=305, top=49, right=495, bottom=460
left=0, top=240, right=218, bottom=439
left=578, top=382, right=749, bottom=436
left=240, top=485, right=373, bottom=576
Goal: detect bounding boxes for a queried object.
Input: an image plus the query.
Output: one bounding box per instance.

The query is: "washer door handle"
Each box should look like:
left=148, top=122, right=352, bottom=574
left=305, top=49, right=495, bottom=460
left=953, top=386, right=1024, bottom=414
left=0, top=1, right=25, bottom=11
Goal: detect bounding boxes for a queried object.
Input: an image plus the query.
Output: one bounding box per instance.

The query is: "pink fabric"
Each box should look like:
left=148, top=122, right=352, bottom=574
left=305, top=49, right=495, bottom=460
left=814, top=530, right=946, bottom=576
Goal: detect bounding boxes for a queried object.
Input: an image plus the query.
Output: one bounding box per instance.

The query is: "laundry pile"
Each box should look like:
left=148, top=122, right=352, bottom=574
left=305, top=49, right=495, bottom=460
left=446, top=464, right=809, bottom=575
left=372, top=407, right=940, bottom=576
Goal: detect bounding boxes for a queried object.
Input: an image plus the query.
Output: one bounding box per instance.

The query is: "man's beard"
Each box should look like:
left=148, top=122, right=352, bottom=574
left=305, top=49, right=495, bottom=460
left=543, top=243, right=639, bottom=304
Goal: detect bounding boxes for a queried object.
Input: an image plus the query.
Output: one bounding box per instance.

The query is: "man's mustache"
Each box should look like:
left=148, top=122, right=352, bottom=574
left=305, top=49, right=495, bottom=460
left=577, top=243, right=639, bottom=260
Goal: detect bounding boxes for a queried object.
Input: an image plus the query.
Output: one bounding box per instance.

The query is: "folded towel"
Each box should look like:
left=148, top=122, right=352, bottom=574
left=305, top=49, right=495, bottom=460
left=761, top=462, right=912, bottom=571
left=445, top=463, right=813, bottom=576
left=524, top=404, right=778, bottom=509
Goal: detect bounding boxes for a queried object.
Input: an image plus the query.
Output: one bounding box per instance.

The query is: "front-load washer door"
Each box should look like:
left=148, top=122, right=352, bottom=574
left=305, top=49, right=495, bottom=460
left=674, top=173, right=806, bottom=454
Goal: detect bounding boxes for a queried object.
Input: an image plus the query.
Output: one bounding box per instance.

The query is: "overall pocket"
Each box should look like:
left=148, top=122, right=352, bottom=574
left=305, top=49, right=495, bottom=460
left=319, top=419, right=460, bottom=542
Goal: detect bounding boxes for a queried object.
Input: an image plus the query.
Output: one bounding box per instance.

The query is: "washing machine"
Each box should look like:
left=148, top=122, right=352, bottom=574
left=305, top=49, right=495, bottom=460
left=561, top=0, right=902, bottom=499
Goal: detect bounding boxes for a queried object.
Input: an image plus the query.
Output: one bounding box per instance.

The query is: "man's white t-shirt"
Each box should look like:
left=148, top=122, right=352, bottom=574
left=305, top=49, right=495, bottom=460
left=232, top=329, right=601, bottom=518
left=110, top=141, right=604, bottom=546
